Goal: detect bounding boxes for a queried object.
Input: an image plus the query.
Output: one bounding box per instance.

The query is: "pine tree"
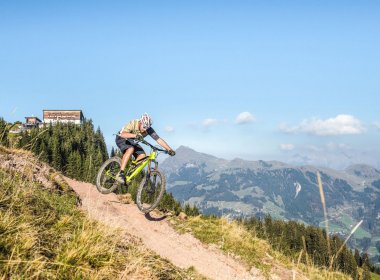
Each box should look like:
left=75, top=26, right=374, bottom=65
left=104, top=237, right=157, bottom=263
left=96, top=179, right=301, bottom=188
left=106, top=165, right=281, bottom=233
left=240, top=215, right=361, bottom=277
left=339, top=248, right=359, bottom=279
left=0, top=118, right=9, bottom=146
left=39, top=141, right=49, bottom=162
left=264, top=214, right=273, bottom=238
left=17, top=130, right=30, bottom=148
left=362, top=253, right=371, bottom=269
left=355, top=249, right=362, bottom=267
left=348, top=252, right=359, bottom=280
left=5, top=119, right=109, bottom=183
left=110, top=147, right=116, bottom=158
left=362, top=264, right=372, bottom=280
left=51, top=137, right=61, bottom=170
left=184, top=204, right=191, bottom=215
left=66, top=151, right=81, bottom=178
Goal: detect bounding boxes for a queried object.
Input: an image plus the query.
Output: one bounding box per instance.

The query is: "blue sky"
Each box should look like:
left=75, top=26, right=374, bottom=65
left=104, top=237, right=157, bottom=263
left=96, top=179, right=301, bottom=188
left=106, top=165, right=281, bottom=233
left=1, top=1, right=379, bottom=169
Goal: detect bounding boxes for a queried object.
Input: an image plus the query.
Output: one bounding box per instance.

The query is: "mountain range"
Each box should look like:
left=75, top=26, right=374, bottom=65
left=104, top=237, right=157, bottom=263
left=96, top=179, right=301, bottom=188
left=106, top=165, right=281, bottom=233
left=161, top=146, right=380, bottom=264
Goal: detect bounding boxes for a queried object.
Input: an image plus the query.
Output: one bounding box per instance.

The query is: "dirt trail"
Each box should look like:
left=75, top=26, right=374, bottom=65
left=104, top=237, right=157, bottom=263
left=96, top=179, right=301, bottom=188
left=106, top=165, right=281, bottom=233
left=64, top=177, right=264, bottom=280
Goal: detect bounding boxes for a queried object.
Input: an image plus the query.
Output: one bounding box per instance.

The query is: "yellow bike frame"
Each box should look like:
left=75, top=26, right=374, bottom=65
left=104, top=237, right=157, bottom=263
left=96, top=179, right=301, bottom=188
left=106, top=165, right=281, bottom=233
left=125, top=150, right=157, bottom=183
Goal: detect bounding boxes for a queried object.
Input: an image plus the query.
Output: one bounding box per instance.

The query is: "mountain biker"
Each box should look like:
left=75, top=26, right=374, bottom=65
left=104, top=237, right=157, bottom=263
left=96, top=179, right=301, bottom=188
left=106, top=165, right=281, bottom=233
left=115, top=113, right=175, bottom=184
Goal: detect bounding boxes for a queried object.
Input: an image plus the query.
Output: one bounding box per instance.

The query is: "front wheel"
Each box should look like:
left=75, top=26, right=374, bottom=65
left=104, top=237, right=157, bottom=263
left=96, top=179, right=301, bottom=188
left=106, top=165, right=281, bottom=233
left=96, top=157, right=122, bottom=194
left=136, top=169, right=166, bottom=213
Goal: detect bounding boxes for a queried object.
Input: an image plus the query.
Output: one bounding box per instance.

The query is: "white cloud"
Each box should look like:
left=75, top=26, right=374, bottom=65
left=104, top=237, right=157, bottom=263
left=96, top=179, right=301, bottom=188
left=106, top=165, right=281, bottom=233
left=187, top=118, right=223, bottom=131
left=280, top=144, right=295, bottom=151
left=374, top=122, right=380, bottom=130
left=202, top=118, right=219, bottom=127
left=236, top=112, right=255, bottom=125
left=164, top=126, right=174, bottom=133
left=279, top=114, right=366, bottom=136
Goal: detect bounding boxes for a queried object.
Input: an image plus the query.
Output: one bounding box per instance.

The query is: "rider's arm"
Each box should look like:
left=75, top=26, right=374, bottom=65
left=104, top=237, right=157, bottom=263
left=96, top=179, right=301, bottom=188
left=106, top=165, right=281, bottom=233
left=147, top=127, right=173, bottom=151
left=156, top=138, right=173, bottom=151
left=119, top=131, right=139, bottom=139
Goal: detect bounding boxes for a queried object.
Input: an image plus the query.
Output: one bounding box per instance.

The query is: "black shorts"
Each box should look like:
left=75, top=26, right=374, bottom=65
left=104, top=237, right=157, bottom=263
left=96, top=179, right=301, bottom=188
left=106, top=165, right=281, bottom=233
left=115, top=135, right=145, bottom=157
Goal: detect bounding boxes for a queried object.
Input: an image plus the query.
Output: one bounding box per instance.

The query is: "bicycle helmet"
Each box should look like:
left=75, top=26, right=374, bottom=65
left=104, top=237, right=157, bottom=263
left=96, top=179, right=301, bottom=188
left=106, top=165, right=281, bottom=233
left=140, top=113, right=153, bottom=129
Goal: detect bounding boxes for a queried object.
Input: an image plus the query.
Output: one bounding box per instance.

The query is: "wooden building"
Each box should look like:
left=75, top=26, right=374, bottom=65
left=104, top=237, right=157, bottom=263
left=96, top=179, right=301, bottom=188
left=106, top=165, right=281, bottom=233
left=24, top=116, right=42, bottom=129
left=43, top=110, right=84, bottom=125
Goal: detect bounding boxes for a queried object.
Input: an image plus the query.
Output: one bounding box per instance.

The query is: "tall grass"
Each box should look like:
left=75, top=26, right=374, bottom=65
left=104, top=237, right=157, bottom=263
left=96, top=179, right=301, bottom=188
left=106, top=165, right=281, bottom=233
left=317, top=172, right=331, bottom=258
left=317, top=172, right=367, bottom=278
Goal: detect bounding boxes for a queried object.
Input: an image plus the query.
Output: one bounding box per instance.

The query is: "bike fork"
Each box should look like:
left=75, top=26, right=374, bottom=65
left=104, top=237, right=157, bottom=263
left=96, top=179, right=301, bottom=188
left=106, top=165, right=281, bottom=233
left=147, top=174, right=157, bottom=194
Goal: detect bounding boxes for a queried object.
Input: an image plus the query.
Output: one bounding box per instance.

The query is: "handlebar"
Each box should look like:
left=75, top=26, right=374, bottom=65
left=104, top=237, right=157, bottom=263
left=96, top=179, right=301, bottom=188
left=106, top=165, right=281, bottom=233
left=138, top=139, right=168, bottom=153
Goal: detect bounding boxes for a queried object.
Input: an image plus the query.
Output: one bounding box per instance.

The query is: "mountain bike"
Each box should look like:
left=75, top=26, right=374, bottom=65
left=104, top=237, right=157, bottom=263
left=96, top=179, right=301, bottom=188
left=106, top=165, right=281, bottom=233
left=96, top=139, right=168, bottom=213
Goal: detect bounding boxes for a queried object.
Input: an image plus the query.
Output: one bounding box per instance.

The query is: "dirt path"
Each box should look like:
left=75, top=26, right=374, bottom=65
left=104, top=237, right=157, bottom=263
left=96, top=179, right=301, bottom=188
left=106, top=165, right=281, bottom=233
left=64, top=177, right=264, bottom=280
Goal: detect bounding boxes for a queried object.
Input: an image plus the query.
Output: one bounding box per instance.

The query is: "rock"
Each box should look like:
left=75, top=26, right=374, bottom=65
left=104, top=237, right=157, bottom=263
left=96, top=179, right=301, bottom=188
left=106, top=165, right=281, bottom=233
left=178, top=212, right=188, bottom=220
left=166, top=212, right=174, bottom=217
left=118, top=193, right=134, bottom=204
left=250, top=267, right=263, bottom=278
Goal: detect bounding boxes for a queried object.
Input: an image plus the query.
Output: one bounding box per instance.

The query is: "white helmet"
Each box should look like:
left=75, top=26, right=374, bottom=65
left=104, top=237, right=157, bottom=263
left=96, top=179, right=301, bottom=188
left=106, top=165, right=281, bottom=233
left=140, top=113, right=153, bottom=129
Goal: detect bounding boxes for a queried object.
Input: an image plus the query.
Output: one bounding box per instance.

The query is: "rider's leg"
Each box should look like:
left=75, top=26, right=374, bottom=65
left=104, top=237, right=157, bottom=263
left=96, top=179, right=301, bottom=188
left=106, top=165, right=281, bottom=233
left=134, top=144, right=146, bottom=162
left=121, top=147, right=135, bottom=171
left=135, top=153, right=146, bottom=161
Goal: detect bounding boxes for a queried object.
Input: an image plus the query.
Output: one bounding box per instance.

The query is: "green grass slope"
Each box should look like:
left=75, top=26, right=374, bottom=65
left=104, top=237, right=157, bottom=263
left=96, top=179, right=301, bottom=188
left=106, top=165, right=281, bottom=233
left=171, top=215, right=354, bottom=279
left=0, top=147, right=204, bottom=280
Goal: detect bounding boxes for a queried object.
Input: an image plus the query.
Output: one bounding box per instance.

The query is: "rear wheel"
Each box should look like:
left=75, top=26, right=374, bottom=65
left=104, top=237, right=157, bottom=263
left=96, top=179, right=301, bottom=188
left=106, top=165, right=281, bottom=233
left=96, top=157, right=122, bottom=194
left=136, top=169, right=166, bottom=213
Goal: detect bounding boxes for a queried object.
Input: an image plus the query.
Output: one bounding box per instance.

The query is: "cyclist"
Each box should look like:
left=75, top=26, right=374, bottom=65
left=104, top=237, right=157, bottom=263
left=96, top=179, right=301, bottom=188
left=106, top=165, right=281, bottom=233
left=115, top=113, right=175, bottom=184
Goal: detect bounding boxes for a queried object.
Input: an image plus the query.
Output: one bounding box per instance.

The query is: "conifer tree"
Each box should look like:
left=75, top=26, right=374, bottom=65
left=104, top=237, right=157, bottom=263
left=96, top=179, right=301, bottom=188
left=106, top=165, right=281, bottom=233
left=0, top=118, right=9, bottom=146
left=362, top=264, right=372, bottom=280
left=355, top=249, right=362, bottom=267
left=51, top=137, right=62, bottom=170
left=39, top=141, right=49, bottom=162
left=348, top=252, right=359, bottom=280
left=362, top=253, right=371, bottom=269
left=110, top=147, right=115, bottom=158
left=5, top=119, right=109, bottom=184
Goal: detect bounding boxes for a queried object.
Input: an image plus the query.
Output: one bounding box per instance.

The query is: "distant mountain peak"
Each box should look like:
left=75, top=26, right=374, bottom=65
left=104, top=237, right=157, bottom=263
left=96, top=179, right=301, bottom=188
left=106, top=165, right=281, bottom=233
left=231, top=157, right=245, bottom=162
left=176, top=145, right=195, bottom=152
left=345, top=164, right=380, bottom=179
left=167, top=146, right=380, bottom=182
left=175, top=145, right=219, bottom=160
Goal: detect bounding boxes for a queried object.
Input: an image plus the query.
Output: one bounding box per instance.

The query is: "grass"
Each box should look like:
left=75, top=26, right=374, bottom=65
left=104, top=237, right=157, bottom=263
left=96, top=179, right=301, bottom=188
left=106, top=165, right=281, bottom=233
left=340, top=214, right=355, bottom=228
left=339, top=214, right=372, bottom=239
left=262, top=201, right=285, bottom=220
left=170, top=215, right=352, bottom=280
left=367, top=246, right=379, bottom=256
left=172, top=215, right=271, bottom=272
left=354, top=227, right=372, bottom=239
left=0, top=165, right=205, bottom=280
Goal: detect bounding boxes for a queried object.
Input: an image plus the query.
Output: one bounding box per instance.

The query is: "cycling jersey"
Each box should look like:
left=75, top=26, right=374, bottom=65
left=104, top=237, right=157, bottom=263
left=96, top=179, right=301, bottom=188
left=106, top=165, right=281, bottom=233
left=119, top=119, right=159, bottom=140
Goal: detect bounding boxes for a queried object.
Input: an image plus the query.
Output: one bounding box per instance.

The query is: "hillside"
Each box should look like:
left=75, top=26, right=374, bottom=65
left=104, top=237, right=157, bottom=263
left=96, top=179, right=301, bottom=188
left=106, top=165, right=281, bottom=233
left=161, top=146, right=380, bottom=264
left=0, top=146, right=203, bottom=279
left=1, top=146, right=362, bottom=279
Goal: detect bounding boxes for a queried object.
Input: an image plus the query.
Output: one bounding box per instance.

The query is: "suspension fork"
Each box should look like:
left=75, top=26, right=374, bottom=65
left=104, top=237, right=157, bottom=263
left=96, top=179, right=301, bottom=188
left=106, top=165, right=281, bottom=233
left=148, top=160, right=159, bottom=174
left=147, top=160, right=158, bottom=193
